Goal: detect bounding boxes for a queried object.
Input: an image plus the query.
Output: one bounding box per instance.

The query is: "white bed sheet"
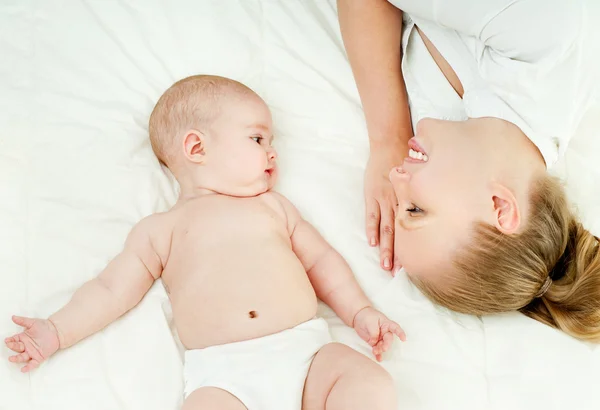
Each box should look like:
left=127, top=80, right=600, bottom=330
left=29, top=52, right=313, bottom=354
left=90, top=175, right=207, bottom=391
left=1, top=1, right=599, bottom=410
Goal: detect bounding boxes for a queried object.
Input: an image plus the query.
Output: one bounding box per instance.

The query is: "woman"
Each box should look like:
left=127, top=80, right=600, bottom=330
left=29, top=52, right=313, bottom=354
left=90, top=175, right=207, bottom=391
left=338, top=0, right=600, bottom=340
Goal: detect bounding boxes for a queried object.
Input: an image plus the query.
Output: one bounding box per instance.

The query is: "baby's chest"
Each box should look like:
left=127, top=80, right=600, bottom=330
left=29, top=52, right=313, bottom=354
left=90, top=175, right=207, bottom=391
left=184, top=201, right=288, bottom=240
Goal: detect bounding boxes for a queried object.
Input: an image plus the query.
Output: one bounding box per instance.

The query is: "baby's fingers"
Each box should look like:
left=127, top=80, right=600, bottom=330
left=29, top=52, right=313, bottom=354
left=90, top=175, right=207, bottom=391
left=372, top=339, right=386, bottom=362
left=21, top=359, right=40, bottom=373
left=5, top=339, right=25, bottom=353
left=389, top=322, right=407, bottom=342
left=12, top=315, right=34, bottom=328
left=381, top=331, right=394, bottom=353
left=9, top=351, right=30, bottom=363
left=372, top=331, right=388, bottom=353
left=373, top=332, right=393, bottom=356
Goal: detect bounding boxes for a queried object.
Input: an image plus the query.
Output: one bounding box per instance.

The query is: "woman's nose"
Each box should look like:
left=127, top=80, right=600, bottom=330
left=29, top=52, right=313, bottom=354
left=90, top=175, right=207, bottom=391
left=388, top=166, right=411, bottom=197
left=389, top=166, right=410, bottom=182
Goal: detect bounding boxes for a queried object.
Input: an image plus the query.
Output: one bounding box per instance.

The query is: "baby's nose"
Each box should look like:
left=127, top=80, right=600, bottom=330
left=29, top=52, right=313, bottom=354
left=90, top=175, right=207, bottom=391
left=267, top=148, right=277, bottom=160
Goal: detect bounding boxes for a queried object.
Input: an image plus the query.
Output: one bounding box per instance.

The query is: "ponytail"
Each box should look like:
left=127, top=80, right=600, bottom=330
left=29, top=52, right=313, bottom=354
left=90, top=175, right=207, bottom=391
left=522, top=220, right=600, bottom=341
left=413, top=175, right=600, bottom=342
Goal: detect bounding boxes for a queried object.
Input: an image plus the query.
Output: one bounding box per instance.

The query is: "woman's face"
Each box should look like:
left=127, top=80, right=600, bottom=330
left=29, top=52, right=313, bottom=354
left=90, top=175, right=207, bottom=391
left=390, top=118, right=496, bottom=279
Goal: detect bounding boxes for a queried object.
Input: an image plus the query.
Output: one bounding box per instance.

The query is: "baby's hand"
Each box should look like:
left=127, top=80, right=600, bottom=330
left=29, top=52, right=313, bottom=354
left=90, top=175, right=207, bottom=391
left=5, top=315, right=60, bottom=373
left=352, top=307, right=406, bottom=362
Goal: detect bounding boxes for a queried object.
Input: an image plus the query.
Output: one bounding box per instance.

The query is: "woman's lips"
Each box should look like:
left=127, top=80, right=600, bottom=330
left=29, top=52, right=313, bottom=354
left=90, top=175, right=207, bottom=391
left=406, top=137, right=429, bottom=162
left=408, top=137, right=428, bottom=156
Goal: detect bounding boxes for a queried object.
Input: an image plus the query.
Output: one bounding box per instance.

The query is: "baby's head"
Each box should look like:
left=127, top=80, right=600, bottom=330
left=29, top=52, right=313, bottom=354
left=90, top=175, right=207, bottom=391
left=390, top=117, right=600, bottom=341
left=149, top=75, right=277, bottom=197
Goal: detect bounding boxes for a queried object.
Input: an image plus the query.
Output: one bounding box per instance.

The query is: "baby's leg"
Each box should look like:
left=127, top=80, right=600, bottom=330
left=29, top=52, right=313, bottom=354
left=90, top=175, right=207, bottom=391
left=182, top=387, right=247, bottom=410
left=303, top=343, right=396, bottom=410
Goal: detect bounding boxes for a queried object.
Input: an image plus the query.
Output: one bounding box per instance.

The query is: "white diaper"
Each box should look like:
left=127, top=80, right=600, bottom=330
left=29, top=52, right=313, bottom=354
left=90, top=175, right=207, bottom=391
left=183, top=318, right=332, bottom=409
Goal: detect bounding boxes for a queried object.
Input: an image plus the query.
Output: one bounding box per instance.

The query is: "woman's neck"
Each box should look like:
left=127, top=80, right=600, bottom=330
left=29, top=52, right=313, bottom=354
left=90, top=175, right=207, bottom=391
left=478, top=117, right=547, bottom=206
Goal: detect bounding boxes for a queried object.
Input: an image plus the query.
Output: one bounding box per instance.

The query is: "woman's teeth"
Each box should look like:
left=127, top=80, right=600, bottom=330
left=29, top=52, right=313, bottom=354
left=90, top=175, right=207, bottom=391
left=409, top=148, right=428, bottom=162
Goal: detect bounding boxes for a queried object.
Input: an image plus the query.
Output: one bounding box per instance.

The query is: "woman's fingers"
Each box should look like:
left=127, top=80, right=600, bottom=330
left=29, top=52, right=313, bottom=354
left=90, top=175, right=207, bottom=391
left=365, top=197, right=381, bottom=247
left=379, top=200, right=395, bottom=271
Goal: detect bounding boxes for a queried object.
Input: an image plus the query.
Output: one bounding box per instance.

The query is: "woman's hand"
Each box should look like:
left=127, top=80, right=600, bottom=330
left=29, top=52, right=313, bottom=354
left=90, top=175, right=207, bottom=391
left=365, top=141, right=408, bottom=272
left=338, top=0, right=412, bottom=270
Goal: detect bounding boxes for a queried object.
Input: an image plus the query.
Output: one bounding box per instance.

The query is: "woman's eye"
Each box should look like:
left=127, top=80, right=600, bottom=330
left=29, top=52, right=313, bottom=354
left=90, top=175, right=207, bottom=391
left=406, top=205, right=423, bottom=215
left=251, top=136, right=263, bottom=143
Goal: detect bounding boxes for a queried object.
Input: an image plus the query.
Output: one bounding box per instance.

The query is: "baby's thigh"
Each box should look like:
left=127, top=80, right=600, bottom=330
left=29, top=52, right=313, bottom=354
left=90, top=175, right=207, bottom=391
left=183, top=387, right=247, bottom=410
left=303, top=343, right=396, bottom=410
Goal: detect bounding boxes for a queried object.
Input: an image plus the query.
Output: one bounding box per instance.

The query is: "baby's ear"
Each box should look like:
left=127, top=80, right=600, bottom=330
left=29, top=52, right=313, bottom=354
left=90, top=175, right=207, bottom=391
left=491, top=183, right=521, bottom=235
left=183, top=130, right=205, bottom=163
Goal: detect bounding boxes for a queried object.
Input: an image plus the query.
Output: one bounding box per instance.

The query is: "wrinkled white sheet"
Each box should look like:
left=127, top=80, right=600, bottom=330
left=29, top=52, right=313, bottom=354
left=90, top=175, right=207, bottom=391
left=1, top=1, right=599, bottom=410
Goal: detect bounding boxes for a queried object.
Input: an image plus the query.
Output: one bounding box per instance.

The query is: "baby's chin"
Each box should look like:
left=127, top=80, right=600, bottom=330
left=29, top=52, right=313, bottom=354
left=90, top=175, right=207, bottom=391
left=218, top=179, right=274, bottom=198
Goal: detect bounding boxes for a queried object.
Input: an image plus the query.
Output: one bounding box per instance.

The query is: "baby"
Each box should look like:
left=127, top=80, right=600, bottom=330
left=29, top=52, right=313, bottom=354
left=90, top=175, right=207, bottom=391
left=5, top=75, right=404, bottom=410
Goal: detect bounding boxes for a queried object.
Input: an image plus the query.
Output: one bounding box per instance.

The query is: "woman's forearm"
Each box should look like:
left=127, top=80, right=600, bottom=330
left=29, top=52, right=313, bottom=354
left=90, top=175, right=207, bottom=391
left=337, top=0, right=413, bottom=148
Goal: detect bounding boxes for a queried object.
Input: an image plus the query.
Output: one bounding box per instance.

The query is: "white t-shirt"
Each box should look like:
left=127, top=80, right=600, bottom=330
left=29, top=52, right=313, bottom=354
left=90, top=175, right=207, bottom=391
left=388, top=0, right=598, bottom=168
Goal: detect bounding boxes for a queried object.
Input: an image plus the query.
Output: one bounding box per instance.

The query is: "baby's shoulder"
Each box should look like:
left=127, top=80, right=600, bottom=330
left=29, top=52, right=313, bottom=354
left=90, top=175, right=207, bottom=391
left=135, top=210, right=175, bottom=231
left=259, top=190, right=292, bottom=211
left=128, top=211, right=175, bottom=248
left=126, top=211, right=175, bottom=263
left=259, top=191, right=301, bottom=228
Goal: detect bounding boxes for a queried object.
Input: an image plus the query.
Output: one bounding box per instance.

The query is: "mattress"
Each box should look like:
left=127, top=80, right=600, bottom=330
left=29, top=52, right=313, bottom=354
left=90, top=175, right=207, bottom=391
left=1, top=1, right=599, bottom=409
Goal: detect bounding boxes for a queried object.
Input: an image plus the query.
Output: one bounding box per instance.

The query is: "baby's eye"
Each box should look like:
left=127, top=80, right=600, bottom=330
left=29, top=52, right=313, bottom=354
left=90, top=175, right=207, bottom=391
left=251, top=136, right=263, bottom=144
left=405, top=205, right=423, bottom=216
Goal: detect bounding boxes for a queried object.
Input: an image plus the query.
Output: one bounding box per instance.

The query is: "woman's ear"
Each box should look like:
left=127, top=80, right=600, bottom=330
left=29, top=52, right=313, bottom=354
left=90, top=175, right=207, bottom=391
left=183, top=130, right=206, bottom=163
left=491, top=184, right=521, bottom=234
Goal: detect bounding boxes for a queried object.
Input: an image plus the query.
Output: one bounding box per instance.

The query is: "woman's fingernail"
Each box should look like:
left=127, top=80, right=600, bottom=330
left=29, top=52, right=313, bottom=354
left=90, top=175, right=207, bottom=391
left=370, top=237, right=376, bottom=246
left=384, top=258, right=391, bottom=269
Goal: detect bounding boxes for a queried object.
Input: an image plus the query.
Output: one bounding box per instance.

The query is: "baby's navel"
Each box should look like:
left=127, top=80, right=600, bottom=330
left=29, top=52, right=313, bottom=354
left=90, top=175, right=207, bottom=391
left=248, top=311, right=258, bottom=319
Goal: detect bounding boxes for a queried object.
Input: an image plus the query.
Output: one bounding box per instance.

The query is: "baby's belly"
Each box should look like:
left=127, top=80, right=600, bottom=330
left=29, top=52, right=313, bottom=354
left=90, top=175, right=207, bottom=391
left=165, top=246, right=318, bottom=349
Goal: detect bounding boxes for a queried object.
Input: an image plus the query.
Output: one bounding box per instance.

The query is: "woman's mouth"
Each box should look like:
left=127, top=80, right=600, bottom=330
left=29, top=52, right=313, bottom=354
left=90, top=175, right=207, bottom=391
left=405, top=137, right=428, bottom=163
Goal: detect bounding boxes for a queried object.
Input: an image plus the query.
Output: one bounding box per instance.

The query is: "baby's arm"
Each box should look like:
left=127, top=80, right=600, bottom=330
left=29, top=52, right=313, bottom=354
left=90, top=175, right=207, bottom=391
left=50, top=215, right=168, bottom=347
left=273, top=193, right=405, bottom=360
left=5, top=214, right=170, bottom=372
left=272, top=194, right=369, bottom=322
left=274, top=195, right=370, bottom=326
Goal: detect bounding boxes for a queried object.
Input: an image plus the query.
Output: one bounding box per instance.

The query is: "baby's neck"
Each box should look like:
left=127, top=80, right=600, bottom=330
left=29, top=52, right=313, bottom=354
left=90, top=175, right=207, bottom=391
left=176, top=172, right=218, bottom=201
left=178, top=186, right=219, bottom=201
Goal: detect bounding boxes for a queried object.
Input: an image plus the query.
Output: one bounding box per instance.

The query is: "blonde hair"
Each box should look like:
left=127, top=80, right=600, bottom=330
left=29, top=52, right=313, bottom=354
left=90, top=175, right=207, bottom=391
left=414, top=175, right=600, bottom=342
left=148, top=75, right=254, bottom=167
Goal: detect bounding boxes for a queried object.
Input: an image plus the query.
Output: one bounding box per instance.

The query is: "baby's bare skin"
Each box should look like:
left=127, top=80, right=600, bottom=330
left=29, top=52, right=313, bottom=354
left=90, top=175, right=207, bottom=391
left=6, top=76, right=404, bottom=410
left=163, top=193, right=318, bottom=349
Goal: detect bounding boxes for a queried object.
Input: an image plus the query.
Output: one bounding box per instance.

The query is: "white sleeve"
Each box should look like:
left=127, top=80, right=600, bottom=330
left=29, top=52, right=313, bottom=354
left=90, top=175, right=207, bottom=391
left=387, top=0, right=583, bottom=63
left=389, top=0, right=598, bottom=168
